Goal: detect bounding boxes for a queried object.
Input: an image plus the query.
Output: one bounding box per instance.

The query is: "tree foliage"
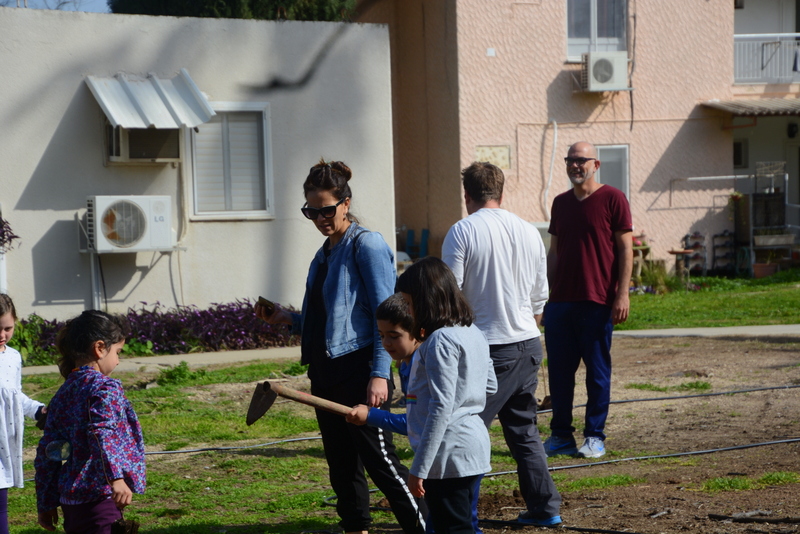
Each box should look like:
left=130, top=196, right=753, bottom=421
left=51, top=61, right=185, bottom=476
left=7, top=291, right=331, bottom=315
left=108, top=0, right=358, bottom=21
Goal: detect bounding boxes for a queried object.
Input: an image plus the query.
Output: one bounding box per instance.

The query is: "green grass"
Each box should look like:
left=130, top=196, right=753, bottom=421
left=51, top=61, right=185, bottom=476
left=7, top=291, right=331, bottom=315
left=758, top=471, right=799, bottom=485
left=701, top=471, right=800, bottom=492
left=10, top=270, right=800, bottom=533
left=702, top=476, right=754, bottom=492
left=625, top=381, right=711, bottom=393
left=620, top=268, right=800, bottom=330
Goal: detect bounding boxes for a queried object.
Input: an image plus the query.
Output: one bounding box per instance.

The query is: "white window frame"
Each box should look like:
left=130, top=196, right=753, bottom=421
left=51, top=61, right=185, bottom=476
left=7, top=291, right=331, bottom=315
left=567, top=0, right=627, bottom=62
left=189, top=102, right=274, bottom=220
left=596, top=144, right=629, bottom=199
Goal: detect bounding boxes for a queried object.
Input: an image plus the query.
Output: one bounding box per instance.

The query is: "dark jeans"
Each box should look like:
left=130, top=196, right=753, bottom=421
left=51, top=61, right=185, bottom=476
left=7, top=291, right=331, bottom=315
left=0, top=488, right=8, bottom=534
left=62, top=498, right=121, bottom=534
left=479, top=338, right=562, bottom=519
left=544, top=301, right=613, bottom=440
left=425, top=475, right=481, bottom=534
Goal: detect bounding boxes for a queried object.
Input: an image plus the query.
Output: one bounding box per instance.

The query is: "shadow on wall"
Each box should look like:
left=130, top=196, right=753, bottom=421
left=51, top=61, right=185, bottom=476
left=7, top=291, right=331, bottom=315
left=30, top=220, right=91, bottom=308
left=5, top=11, right=388, bottom=312
left=639, top=108, right=731, bottom=206
left=15, top=84, right=157, bottom=213
left=31, top=220, right=162, bottom=308
left=539, top=70, right=627, bottom=204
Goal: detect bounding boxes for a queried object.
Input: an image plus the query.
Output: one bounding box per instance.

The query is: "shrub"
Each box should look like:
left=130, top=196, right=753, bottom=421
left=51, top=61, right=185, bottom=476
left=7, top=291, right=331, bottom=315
left=639, top=262, right=685, bottom=294
left=13, top=314, right=63, bottom=366
left=156, top=361, right=207, bottom=386
left=14, top=299, right=298, bottom=366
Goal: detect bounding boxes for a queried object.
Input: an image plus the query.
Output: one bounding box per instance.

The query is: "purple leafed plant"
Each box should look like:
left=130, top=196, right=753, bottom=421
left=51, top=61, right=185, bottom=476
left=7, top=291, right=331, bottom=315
left=124, top=299, right=298, bottom=355
left=0, top=217, right=20, bottom=254
left=19, top=299, right=298, bottom=366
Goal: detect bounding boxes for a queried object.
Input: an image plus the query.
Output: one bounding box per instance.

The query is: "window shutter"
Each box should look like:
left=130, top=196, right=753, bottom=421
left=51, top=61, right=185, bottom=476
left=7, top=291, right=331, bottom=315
left=194, top=111, right=266, bottom=213
left=228, top=113, right=265, bottom=211
left=195, top=116, right=227, bottom=212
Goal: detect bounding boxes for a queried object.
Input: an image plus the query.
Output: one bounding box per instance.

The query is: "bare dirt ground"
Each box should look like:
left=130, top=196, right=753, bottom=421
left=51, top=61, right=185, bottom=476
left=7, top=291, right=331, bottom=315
left=168, top=335, right=800, bottom=534
left=473, top=335, right=800, bottom=534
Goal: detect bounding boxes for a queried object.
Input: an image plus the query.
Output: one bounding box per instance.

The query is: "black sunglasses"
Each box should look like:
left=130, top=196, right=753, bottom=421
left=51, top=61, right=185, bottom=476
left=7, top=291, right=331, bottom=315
left=564, top=157, right=596, bottom=166
left=301, top=197, right=346, bottom=220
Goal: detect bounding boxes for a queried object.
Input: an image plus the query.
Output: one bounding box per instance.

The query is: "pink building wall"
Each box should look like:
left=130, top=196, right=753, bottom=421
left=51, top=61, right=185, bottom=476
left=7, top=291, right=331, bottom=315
left=361, top=0, right=746, bottom=265
left=455, top=0, right=736, bottom=260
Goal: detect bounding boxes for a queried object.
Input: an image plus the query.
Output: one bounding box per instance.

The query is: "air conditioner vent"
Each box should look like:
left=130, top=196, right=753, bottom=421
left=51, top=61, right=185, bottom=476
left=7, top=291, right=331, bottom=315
left=580, top=51, right=629, bottom=92
left=86, top=196, right=173, bottom=253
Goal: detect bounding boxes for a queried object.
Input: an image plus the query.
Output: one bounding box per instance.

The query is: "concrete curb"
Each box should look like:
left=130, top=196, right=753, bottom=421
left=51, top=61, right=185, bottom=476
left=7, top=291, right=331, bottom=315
left=614, top=324, right=800, bottom=338
left=21, top=324, right=800, bottom=376
left=22, top=346, right=302, bottom=376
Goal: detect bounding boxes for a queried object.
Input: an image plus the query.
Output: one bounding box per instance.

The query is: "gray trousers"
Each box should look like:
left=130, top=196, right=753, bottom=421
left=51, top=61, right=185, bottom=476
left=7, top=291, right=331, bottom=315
left=479, top=337, right=562, bottom=519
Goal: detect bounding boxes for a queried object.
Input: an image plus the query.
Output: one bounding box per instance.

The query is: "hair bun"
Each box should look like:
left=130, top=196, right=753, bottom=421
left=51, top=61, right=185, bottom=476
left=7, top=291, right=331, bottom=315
left=330, top=161, right=352, bottom=181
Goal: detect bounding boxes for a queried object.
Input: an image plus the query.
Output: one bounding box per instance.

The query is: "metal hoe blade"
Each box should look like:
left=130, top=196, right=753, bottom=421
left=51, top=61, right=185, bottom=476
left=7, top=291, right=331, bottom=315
left=246, top=382, right=277, bottom=426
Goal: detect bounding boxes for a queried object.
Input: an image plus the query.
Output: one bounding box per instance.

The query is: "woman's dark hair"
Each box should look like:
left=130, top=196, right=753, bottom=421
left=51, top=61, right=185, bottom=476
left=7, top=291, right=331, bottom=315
left=0, top=294, right=17, bottom=321
left=396, top=257, right=474, bottom=341
left=376, top=293, right=414, bottom=334
left=303, top=158, right=359, bottom=224
left=55, top=310, right=131, bottom=378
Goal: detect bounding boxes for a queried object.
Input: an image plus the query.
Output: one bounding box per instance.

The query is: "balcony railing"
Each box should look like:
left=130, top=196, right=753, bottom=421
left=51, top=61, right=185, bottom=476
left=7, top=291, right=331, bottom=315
left=735, top=33, right=800, bottom=84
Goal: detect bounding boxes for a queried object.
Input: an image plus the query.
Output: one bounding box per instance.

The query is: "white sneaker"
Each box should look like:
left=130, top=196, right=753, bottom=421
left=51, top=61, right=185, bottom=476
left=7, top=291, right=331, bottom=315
left=577, top=437, right=605, bottom=458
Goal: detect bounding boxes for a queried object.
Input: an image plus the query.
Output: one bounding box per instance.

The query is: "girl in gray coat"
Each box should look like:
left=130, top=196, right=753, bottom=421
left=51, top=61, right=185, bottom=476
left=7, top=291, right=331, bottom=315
left=396, top=257, right=496, bottom=534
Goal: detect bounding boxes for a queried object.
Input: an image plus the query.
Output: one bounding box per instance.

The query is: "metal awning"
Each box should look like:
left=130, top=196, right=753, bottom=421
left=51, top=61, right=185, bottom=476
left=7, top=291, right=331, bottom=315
left=86, top=68, right=215, bottom=129
left=702, top=98, right=800, bottom=116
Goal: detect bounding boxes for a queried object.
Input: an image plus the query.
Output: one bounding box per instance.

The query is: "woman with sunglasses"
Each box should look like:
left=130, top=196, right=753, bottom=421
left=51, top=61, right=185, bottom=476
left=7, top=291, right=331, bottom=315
left=255, top=160, right=427, bottom=534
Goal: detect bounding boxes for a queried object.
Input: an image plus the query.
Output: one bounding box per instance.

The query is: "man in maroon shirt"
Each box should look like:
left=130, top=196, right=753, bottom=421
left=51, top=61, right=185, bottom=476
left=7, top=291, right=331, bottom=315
left=543, top=141, right=633, bottom=459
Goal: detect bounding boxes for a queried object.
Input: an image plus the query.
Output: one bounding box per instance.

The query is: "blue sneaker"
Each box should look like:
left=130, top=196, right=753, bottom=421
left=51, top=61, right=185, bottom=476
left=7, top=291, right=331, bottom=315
left=577, top=437, right=605, bottom=458
left=517, top=511, right=563, bottom=526
left=543, top=435, right=578, bottom=457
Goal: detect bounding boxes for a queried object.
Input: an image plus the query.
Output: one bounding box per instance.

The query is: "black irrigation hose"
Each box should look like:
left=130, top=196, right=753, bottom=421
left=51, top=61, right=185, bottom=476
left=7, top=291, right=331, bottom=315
left=326, top=438, right=800, bottom=534
left=143, top=436, right=321, bottom=455
left=537, top=383, right=800, bottom=414
left=24, top=386, right=799, bottom=533
left=23, top=436, right=325, bottom=482
left=134, top=383, right=799, bottom=457
left=485, top=438, right=800, bottom=477
left=479, top=518, right=647, bottom=534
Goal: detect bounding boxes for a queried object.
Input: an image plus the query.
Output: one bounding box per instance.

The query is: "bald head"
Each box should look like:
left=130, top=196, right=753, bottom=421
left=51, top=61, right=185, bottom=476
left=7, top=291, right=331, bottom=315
left=565, top=141, right=600, bottom=188
left=568, top=141, right=597, bottom=158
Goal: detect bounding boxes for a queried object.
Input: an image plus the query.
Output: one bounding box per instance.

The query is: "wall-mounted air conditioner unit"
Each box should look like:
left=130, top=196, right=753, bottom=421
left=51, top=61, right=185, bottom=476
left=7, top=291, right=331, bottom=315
left=105, top=122, right=181, bottom=165
left=87, top=196, right=173, bottom=253
left=580, top=51, right=629, bottom=92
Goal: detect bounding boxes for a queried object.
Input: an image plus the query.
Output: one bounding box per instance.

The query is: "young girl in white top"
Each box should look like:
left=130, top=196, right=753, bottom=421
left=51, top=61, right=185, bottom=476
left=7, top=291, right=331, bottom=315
left=0, top=294, right=45, bottom=534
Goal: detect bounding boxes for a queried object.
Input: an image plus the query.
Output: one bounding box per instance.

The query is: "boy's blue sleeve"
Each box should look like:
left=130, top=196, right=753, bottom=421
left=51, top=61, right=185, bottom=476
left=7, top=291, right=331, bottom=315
left=366, top=408, right=408, bottom=435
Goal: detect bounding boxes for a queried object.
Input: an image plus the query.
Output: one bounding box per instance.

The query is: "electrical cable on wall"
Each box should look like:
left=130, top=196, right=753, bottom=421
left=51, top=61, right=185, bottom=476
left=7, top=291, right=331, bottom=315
left=629, top=0, right=637, bottom=131
left=542, top=119, right=558, bottom=221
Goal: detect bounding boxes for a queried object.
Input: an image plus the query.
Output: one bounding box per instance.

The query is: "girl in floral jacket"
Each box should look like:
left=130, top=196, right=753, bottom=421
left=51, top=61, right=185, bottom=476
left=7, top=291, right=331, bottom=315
left=35, top=311, right=145, bottom=534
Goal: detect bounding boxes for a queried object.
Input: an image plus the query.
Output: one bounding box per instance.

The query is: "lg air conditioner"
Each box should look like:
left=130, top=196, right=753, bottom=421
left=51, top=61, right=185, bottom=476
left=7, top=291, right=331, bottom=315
left=580, top=51, right=629, bottom=92
left=87, top=196, right=173, bottom=253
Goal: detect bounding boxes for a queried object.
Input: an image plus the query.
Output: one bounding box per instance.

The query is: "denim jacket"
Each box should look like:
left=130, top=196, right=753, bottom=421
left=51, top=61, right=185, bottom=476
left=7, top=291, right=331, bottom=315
left=291, top=223, right=396, bottom=379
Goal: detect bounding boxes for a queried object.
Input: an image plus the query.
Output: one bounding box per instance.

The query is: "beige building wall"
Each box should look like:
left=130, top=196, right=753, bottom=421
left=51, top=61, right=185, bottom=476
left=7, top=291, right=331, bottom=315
left=359, top=0, right=462, bottom=257
left=0, top=8, right=395, bottom=319
left=454, top=0, right=737, bottom=260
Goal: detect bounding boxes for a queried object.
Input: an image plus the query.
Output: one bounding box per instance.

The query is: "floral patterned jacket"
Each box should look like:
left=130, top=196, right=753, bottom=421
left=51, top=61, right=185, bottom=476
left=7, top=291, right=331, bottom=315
left=35, top=366, right=145, bottom=511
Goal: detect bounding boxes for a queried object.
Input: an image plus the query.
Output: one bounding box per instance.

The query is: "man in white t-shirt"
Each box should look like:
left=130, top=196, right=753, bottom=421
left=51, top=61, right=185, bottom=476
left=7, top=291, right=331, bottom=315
left=442, top=161, right=562, bottom=527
